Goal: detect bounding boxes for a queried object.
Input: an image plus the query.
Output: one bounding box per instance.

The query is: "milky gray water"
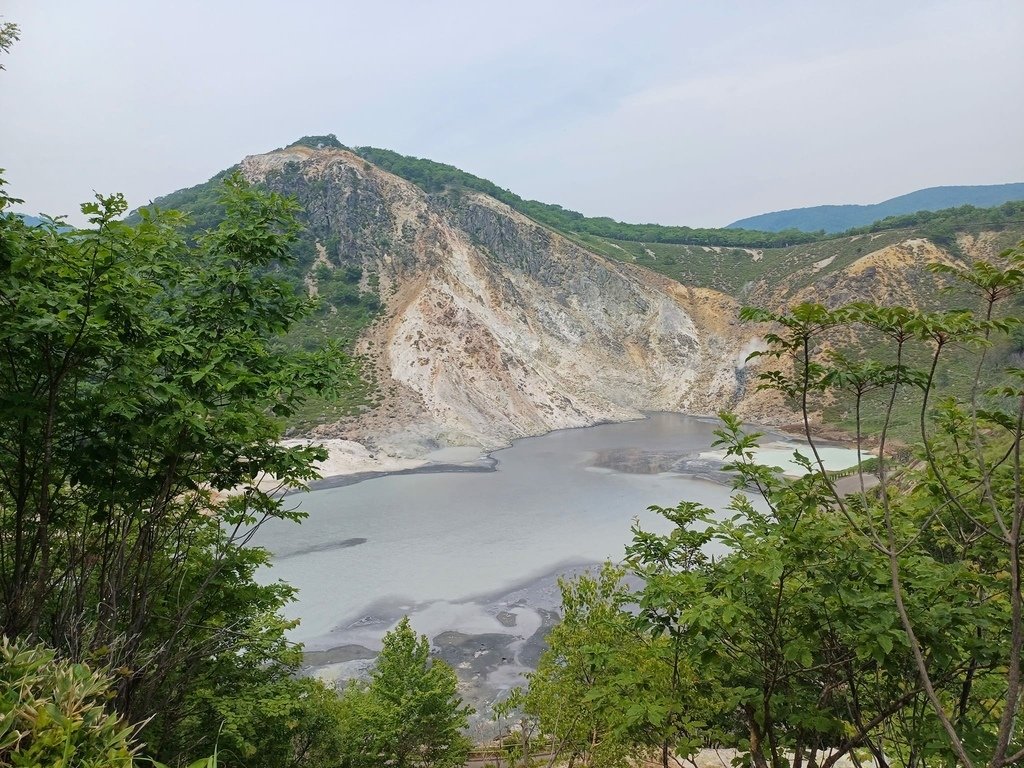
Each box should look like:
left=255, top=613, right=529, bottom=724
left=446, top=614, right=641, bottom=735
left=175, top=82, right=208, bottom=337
left=249, top=414, right=739, bottom=647
left=251, top=413, right=862, bottom=660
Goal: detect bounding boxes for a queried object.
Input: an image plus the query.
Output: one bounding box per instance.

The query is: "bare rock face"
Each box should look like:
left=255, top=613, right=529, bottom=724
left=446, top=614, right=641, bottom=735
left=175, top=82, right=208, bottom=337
left=241, top=146, right=764, bottom=454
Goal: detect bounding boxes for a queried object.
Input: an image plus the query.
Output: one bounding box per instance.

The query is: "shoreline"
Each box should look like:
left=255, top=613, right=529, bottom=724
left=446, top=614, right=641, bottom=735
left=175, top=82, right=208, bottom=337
left=290, top=410, right=862, bottom=492
left=294, top=456, right=497, bottom=494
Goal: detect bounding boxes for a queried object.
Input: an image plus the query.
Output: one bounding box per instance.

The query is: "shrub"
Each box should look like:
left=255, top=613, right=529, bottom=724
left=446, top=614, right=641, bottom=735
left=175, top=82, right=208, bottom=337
left=0, top=636, right=139, bottom=767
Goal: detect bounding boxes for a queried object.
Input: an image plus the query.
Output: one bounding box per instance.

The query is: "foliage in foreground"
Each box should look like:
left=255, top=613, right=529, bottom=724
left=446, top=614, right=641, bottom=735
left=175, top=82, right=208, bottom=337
left=517, top=242, right=1024, bottom=768
left=136, top=161, right=384, bottom=429
left=0, top=637, right=138, bottom=768
left=0, top=175, right=353, bottom=766
left=500, top=564, right=716, bottom=768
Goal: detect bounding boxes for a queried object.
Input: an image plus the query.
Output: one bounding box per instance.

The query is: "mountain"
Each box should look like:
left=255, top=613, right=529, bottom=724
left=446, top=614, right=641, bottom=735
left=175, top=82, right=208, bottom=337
left=236, top=144, right=759, bottom=453
left=6, top=213, right=74, bottom=232
left=727, top=183, right=1024, bottom=233
left=352, top=145, right=820, bottom=247
left=145, top=141, right=1024, bottom=453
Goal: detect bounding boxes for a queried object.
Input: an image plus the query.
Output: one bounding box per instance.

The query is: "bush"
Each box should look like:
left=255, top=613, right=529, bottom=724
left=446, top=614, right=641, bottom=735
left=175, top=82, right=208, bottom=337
left=0, top=636, right=139, bottom=767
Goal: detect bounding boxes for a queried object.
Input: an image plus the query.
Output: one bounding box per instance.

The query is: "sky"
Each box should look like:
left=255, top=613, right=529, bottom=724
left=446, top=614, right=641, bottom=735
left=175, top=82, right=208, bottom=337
left=2, top=0, right=1022, bottom=227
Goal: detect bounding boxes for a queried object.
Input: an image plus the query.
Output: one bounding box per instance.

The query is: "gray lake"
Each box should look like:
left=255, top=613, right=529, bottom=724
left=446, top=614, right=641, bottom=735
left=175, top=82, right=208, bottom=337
left=250, top=413, right=859, bottom=710
left=255, top=415, right=753, bottom=645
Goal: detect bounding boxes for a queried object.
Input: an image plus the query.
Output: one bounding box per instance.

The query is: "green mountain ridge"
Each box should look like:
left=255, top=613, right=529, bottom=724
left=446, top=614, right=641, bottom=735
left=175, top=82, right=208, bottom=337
left=355, top=146, right=1024, bottom=249
left=145, top=136, right=1024, bottom=261
left=727, top=182, right=1024, bottom=233
left=138, top=136, right=1024, bottom=312
left=351, top=146, right=820, bottom=248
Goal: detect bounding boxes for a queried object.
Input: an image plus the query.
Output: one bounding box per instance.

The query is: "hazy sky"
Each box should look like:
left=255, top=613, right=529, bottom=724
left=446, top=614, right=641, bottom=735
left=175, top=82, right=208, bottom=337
left=2, top=0, right=1022, bottom=226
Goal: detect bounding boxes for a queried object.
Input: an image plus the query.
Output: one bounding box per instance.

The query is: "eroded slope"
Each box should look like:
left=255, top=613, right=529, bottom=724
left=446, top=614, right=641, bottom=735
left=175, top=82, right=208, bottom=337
left=242, top=146, right=761, bottom=453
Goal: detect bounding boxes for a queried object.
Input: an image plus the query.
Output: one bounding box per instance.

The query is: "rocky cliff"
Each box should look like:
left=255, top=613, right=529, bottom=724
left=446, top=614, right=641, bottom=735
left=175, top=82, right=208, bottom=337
left=240, top=146, right=762, bottom=454
left=194, top=142, right=1021, bottom=458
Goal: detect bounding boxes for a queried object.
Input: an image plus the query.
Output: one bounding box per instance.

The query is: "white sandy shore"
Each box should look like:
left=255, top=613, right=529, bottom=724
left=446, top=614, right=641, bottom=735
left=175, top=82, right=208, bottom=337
left=280, top=438, right=428, bottom=478
left=699, top=440, right=869, bottom=478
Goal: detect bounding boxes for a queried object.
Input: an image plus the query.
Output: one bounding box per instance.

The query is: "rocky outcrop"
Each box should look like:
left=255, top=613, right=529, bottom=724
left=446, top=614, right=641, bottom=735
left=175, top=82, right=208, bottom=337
left=748, top=237, right=962, bottom=312
left=241, top=146, right=765, bottom=454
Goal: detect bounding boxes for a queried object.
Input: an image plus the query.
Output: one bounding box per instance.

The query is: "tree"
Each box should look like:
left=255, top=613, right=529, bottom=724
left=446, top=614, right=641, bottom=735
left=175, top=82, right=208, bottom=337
left=511, top=565, right=645, bottom=768
left=628, top=448, right=946, bottom=768
left=505, top=564, right=717, bottom=768
left=739, top=245, right=1024, bottom=768
left=0, top=174, right=348, bottom=764
left=0, top=20, right=18, bottom=69
left=338, top=617, right=472, bottom=768
left=624, top=241, right=1024, bottom=768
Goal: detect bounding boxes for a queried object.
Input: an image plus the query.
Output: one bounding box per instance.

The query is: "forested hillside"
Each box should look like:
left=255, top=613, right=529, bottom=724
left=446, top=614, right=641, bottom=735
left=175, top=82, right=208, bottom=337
left=576, top=202, right=1024, bottom=297
left=352, top=145, right=820, bottom=247
left=148, top=137, right=1024, bottom=305
left=142, top=140, right=1024, bottom=444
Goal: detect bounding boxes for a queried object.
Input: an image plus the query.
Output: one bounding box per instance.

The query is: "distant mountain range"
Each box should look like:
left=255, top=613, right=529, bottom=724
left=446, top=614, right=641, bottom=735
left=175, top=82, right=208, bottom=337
left=727, top=183, right=1024, bottom=233
left=7, top=213, right=74, bottom=232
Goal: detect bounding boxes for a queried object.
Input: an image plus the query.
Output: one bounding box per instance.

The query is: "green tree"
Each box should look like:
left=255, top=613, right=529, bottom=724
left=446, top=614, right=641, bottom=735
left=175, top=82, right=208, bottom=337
left=623, top=242, right=1024, bottom=768
left=0, top=174, right=348, bottom=764
left=338, top=617, right=472, bottom=768
left=510, top=564, right=714, bottom=768
left=0, top=20, right=18, bottom=68
left=511, top=566, right=642, bottom=768
left=738, top=246, right=1024, bottom=768
left=629, top=443, right=949, bottom=768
